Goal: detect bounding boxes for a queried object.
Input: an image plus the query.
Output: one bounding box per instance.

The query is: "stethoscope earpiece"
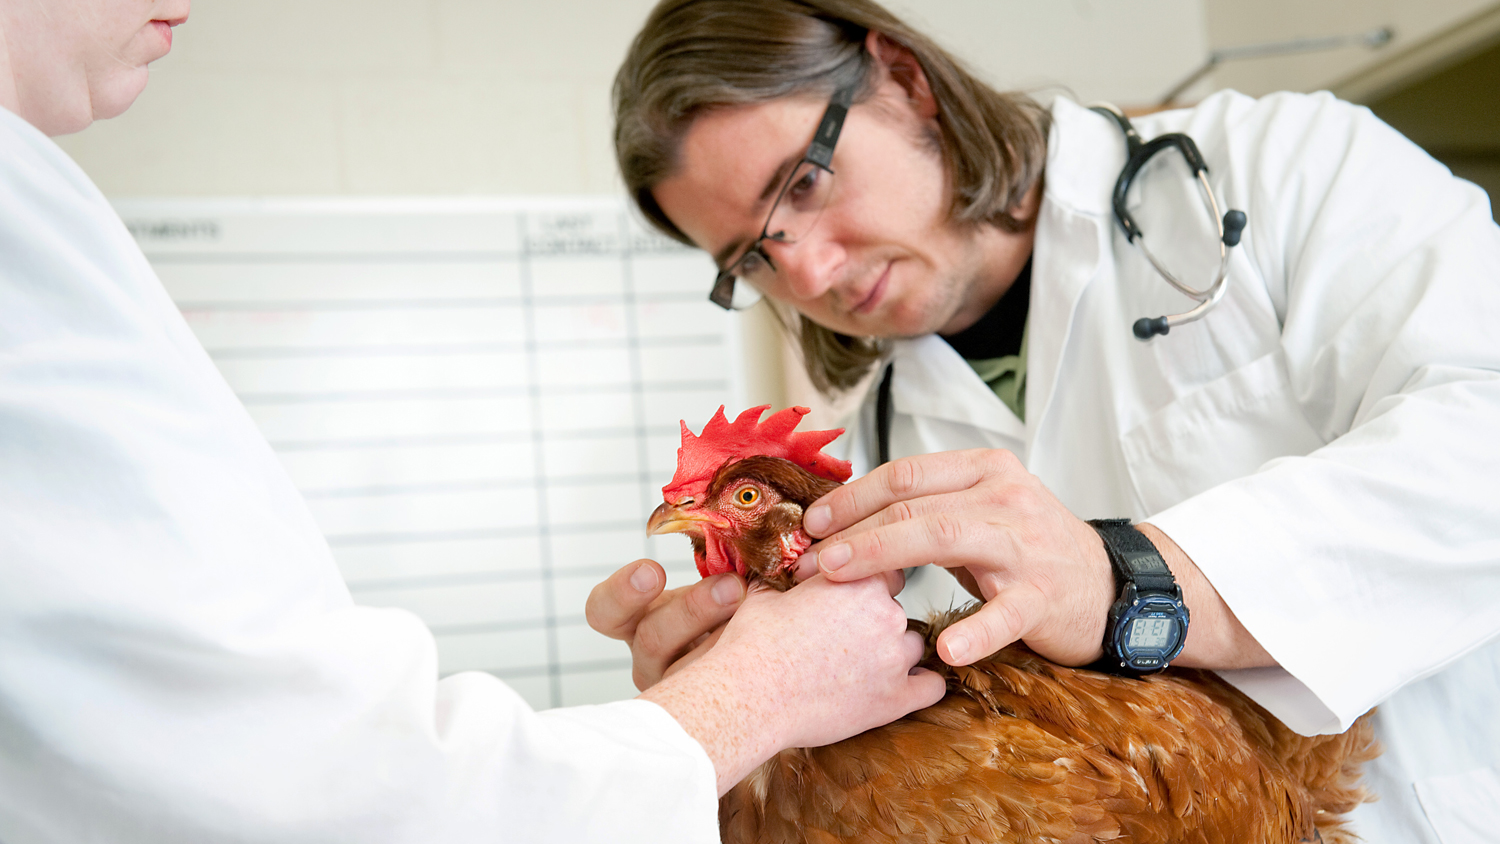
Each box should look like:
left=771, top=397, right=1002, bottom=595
left=1222, top=210, right=1247, bottom=247
left=1133, top=316, right=1171, bottom=339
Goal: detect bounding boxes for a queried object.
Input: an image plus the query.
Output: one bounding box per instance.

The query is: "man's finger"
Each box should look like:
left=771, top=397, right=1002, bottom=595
left=903, top=667, right=949, bottom=712
left=902, top=628, right=948, bottom=709
left=937, top=593, right=1034, bottom=666
left=804, top=485, right=988, bottom=564
left=882, top=568, right=907, bottom=597
left=630, top=573, right=746, bottom=688
left=789, top=551, right=905, bottom=597
left=586, top=559, right=666, bottom=640
left=901, top=627, right=927, bottom=667
left=811, top=509, right=1011, bottom=583
left=803, top=449, right=1019, bottom=538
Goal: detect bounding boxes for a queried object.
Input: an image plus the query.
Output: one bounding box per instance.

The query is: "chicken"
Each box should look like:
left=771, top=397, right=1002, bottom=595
left=648, top=405, right=1381, bottom=844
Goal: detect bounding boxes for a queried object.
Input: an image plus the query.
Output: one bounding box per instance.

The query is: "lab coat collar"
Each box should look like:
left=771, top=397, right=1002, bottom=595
left=886, top=334, right=1025, bottom=439
left=1039, top=98, right=1125, bottom=219
left=1024, top=98, right=1119, bottom=444
left=881, top=99, right=1118, bottom=447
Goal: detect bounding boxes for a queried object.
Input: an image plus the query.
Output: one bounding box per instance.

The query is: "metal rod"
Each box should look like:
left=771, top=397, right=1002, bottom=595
left=1159, top=26, right=1394, bottom=107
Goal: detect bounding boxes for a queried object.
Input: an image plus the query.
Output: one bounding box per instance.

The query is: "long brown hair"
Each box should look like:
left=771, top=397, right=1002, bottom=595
left=614, top=0, right=1050, bottom=394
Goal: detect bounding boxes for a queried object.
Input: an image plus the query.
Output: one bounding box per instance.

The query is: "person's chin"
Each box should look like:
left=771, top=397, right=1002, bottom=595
left=842, top=308, right=942, bottom=342
left=871, top=289, right=956, bottom=339
left=87, top=71, right=152, bottom=125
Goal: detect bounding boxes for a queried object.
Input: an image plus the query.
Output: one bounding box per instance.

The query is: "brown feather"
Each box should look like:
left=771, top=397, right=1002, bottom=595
left=708, top=460, right=1381, bottom=844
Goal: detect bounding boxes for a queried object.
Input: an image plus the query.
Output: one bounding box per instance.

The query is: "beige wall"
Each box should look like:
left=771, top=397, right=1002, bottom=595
left=57, top=1, right=1210, bottom=197
left=1201, top=0, right=1500, bottom=98
left=58, top=0, right=664, bottom=196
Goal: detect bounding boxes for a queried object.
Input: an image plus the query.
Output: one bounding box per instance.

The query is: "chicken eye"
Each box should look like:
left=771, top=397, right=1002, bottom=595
left=732, top=486, right=760, bottom=508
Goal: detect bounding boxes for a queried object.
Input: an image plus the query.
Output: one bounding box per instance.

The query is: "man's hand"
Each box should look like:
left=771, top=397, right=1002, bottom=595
left=587, top=559, right=909, bottom=690
left=796, top=449, right=1116, bottom=668
left=639, top=574, right=946, bottom=796
left=585, top=560, right=745, bottom=690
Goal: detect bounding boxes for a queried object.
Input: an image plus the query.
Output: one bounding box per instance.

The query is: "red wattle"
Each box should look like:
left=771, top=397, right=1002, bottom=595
left=699, top=531, right=742, bottom=578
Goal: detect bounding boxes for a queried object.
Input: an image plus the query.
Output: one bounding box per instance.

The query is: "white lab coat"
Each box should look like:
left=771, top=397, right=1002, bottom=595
left=844, top=91, right=1500, bottom=843
left=0, top=107, right=719, bottom=841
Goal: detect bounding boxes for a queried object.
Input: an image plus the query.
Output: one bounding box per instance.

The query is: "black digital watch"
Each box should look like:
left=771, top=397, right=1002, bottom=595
left=1089, top=519, right=1189, bottom=675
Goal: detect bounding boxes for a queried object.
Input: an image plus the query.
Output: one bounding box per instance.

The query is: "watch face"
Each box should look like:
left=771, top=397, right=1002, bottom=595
left=1127, top=616, right=1179, bottom=650
left=1108, top=586, right=1189, bottom=673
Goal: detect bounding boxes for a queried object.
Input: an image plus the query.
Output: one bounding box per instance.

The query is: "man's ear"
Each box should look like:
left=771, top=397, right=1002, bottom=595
left=864, top=30, right=937, bottom=120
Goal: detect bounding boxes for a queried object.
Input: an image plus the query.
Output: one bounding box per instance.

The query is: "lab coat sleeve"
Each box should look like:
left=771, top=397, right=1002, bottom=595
left=1146, top=92, right=1500, bottom=735
left=0, top=108, right=719, bottom=843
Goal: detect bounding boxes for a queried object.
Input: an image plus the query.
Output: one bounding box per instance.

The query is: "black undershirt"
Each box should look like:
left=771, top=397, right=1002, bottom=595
left=939, top=256, right=1032, bottom=360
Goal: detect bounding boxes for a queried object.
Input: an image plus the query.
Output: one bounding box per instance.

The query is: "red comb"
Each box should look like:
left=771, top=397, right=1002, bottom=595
left=663, top=406, right=852, bottom=503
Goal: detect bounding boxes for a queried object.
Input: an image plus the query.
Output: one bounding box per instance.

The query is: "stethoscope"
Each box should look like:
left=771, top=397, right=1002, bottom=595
left=1090, top=103, right=1248, bottom=340
left=873, top=105, right=1249, bottom=463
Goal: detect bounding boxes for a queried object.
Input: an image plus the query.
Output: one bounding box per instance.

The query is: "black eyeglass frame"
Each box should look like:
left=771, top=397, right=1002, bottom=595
left=708, top=84, right=858, bottom=310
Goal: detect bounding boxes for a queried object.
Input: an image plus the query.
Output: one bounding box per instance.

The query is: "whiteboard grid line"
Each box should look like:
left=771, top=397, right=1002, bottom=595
left=175, top=291, right=704, bottom=310
left=234, top=379, right=728, bottom=404
left=207, top=336, right=724, bottom=358
left=301, top=472, right=659, bottom=500
left=267, top=425, right=686, bottom=451
left=323, top=519, right=647, bottom=547
left=621, top=211, right=665, bottom=596
left=457, top=657, right=634, bottom=682
left=347, top=565, right=623, bottom=594
left=146, top=250, right=695, bottom=264
left=345, top=559, right=691, bottom=593
left=519, top=213, right=565, bottom=709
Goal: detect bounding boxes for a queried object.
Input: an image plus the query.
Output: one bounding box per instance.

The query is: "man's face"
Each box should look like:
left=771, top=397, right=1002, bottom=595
left=654, top=85, right=1005, bottom=340
left=0, top=0, right=190, bottom=135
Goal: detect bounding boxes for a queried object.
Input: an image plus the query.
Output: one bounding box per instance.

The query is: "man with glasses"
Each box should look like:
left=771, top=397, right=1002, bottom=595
left=588, top=0, right=1500, bottom=839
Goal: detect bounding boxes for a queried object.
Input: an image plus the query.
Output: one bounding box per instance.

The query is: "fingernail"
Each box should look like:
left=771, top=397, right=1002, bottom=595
left=817, top=543, right=850, bottom=573
left=629, top=564, right=657, bottom=593
left=710, top=576, right=742, bottom=606
left=946, top=635, right=970, bottom=663
left=800, top=549, right=818, bottom=572
left=805, top=505, right=831, bottom=535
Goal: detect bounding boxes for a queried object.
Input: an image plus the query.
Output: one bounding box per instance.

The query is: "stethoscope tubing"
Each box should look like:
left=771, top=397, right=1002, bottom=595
left=1132, top=167, right=1233, bottom=333
left=1134, top=168, right=1231, bottom=302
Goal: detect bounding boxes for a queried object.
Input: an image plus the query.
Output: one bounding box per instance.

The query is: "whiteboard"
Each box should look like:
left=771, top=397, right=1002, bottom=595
left=115, top=197, right=740, bottom=711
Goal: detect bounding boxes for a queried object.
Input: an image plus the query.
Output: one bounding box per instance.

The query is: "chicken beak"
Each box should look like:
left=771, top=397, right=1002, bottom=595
left=647, top=502, right=726, bottom=536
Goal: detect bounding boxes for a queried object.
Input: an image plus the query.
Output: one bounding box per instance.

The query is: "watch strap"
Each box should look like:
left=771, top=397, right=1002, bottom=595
left=1089, top=518, right=1178, bottom=596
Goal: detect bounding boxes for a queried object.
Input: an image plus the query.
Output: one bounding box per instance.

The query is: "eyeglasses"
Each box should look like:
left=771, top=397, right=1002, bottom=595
left=708, top=84, right=857, bottom=310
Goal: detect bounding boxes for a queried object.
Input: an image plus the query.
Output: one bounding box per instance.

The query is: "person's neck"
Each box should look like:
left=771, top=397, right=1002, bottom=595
left=937, top=219, right=1036, bottom=337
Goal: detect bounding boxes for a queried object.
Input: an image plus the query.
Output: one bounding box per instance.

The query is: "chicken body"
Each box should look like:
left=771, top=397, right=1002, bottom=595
left=650, top=453, right=1379, bottom=844
left=725, top=614, right=1377, bottom=844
